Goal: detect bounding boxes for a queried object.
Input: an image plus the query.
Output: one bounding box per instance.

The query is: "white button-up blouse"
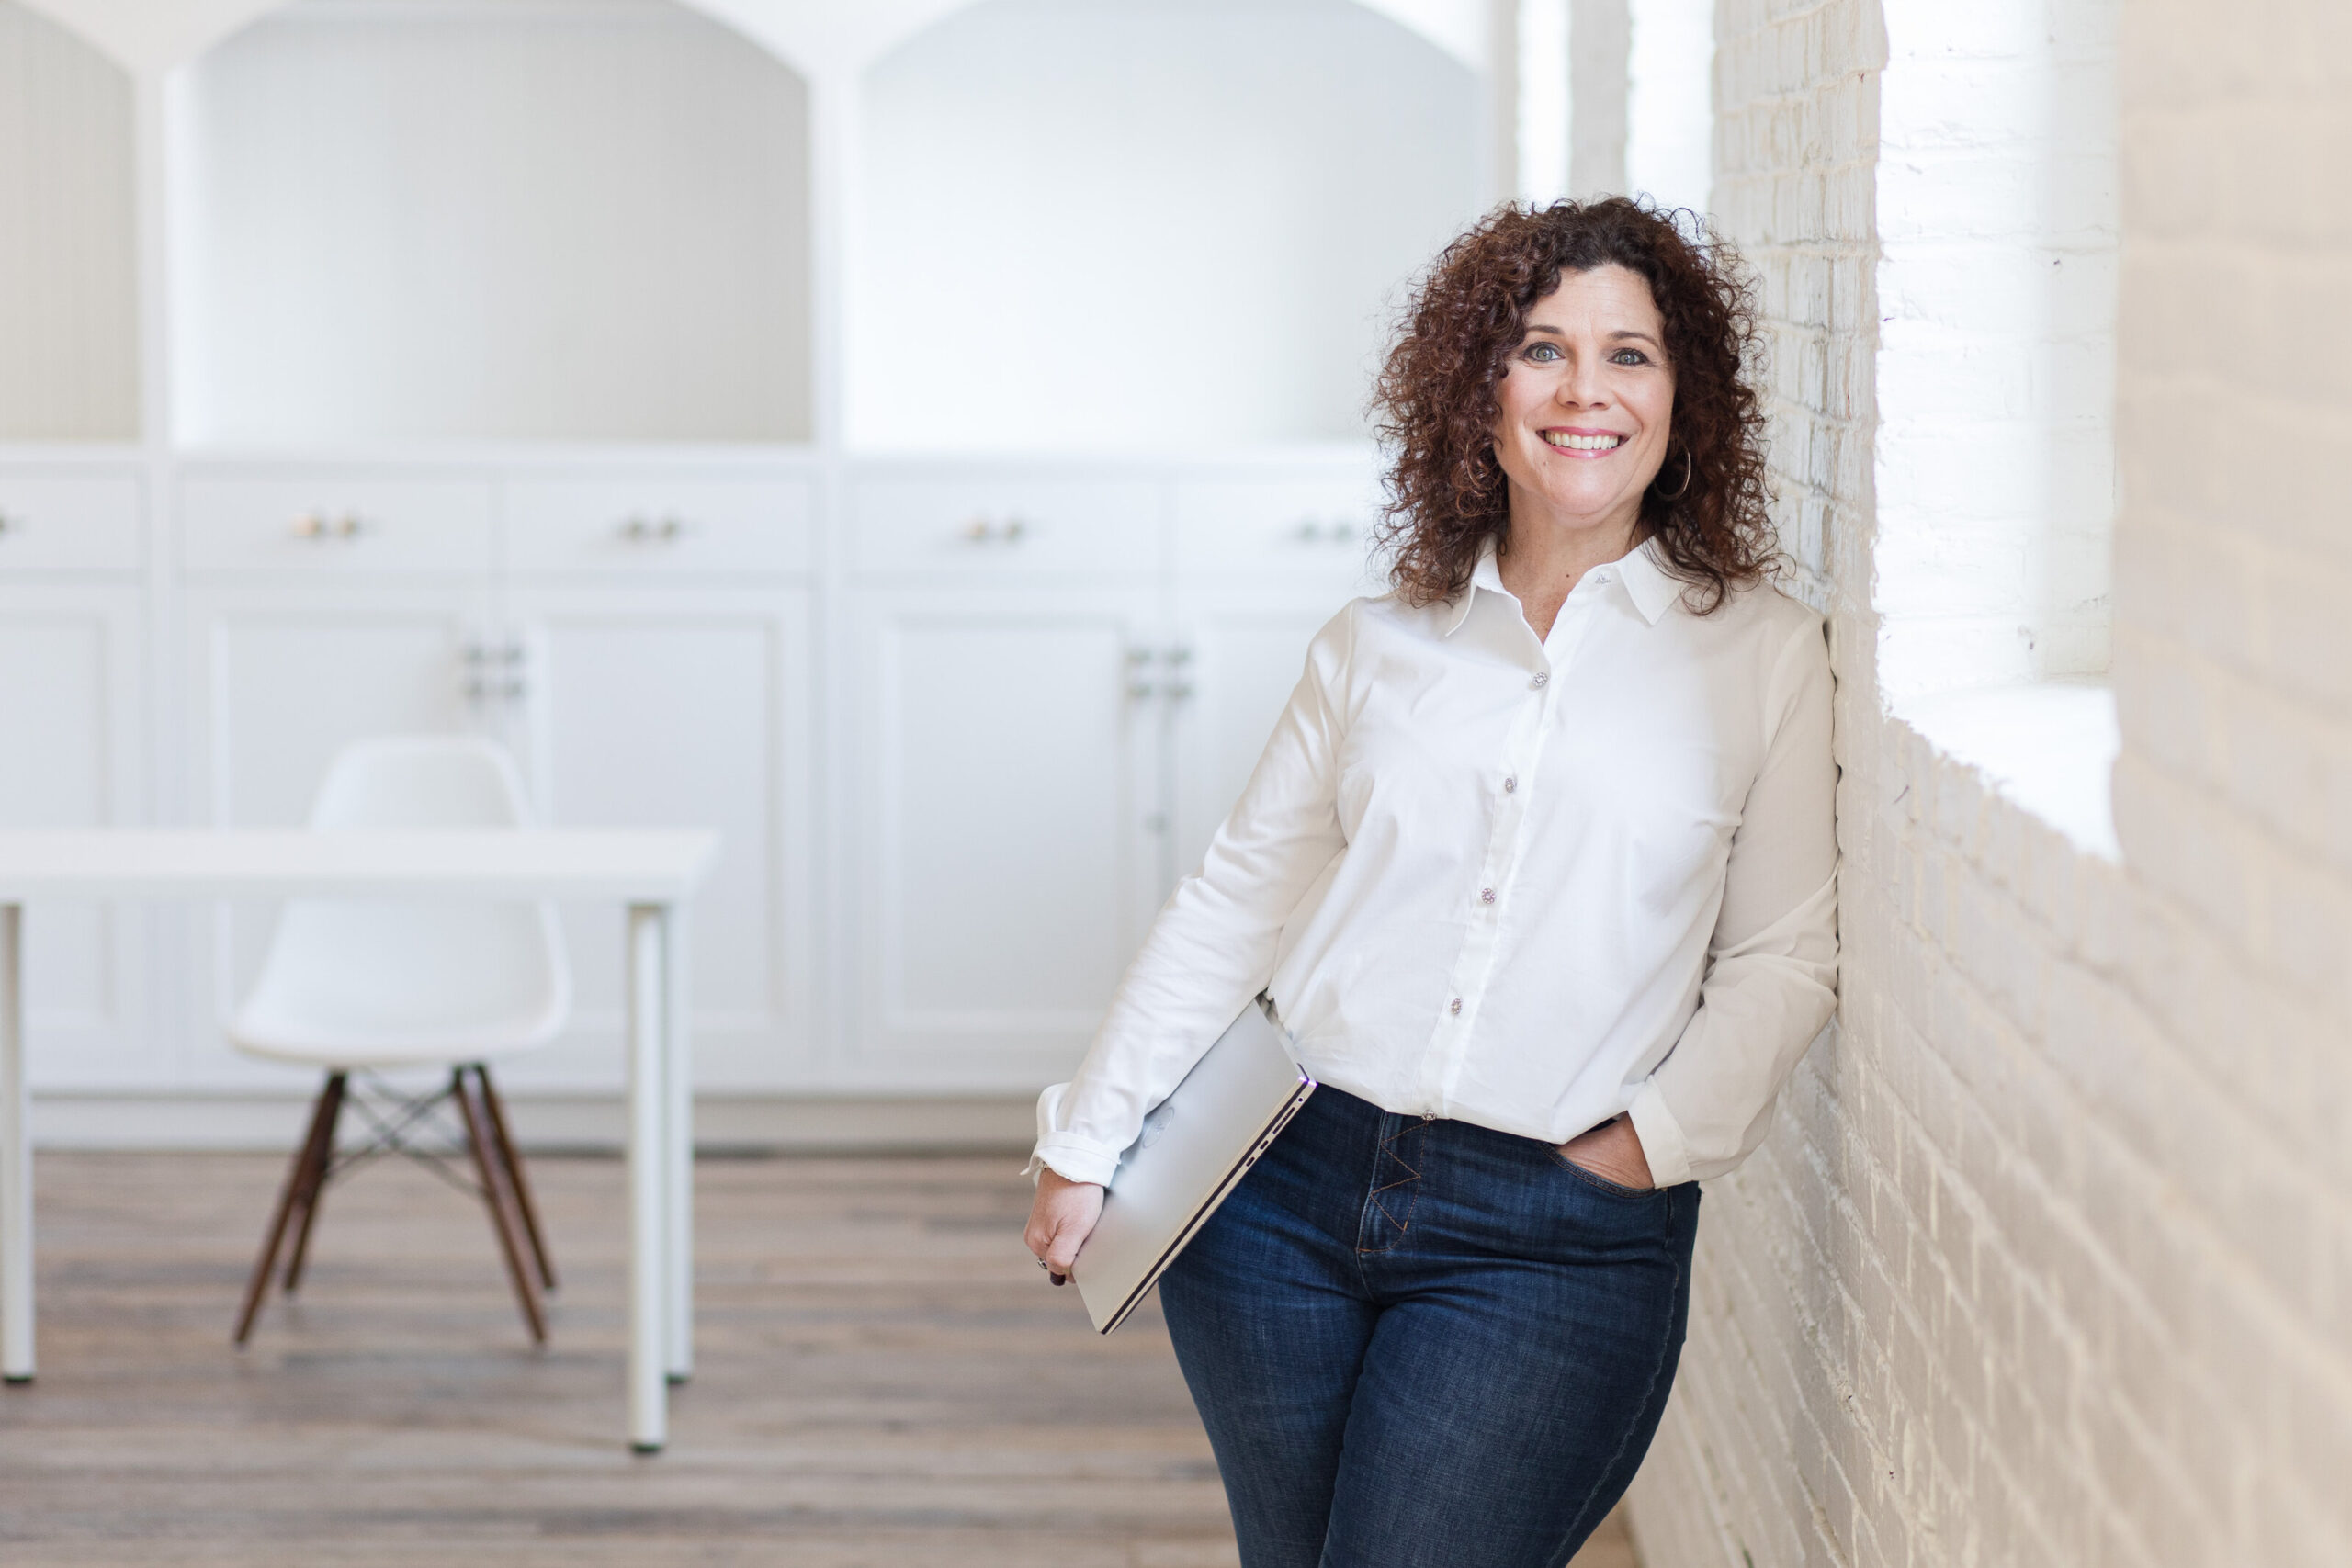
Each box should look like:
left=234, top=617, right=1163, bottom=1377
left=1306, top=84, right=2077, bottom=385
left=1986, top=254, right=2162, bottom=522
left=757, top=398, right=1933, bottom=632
left=1031, top=536, right=1839, bottom=1190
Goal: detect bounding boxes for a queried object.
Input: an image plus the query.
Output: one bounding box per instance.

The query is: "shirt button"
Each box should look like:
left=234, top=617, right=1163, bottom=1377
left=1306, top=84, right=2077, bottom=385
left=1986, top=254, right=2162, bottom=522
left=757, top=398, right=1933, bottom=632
left=1503, top=775, right=1517, bottom=793
left=1448, top=998, right=1463, bottom=1014
left=1479, top=887, right=1496, bottom=903
left=1530, top=672, right=1548, bottom=689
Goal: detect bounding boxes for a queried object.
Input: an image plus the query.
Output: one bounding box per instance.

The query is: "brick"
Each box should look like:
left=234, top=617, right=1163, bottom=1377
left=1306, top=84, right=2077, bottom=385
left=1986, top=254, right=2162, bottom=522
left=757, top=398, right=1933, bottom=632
left=1629, top=5, right=2352, bottom=1567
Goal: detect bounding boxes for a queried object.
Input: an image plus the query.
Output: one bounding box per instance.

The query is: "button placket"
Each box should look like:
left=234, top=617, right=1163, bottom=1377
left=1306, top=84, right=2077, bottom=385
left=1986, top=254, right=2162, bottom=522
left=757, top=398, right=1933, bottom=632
left=1417, top=659, right=1555, bottom=1111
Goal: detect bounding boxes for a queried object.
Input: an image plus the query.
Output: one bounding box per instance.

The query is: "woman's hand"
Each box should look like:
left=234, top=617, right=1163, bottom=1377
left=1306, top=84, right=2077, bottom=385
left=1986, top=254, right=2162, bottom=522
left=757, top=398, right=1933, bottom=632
left=1024, top=1167, right=1106, bottom=1285
left=1555, top=1115, right=1656, bottom=1190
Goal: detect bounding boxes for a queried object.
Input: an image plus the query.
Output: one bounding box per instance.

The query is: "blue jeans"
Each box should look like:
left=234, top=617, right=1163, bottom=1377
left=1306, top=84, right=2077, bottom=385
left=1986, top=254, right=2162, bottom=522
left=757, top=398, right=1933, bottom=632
left=1158, top=1085, right=1700, bottom=1568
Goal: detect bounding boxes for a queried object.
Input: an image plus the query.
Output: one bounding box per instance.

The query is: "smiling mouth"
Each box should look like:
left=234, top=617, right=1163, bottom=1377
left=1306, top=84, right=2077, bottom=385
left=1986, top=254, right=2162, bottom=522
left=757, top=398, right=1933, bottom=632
left=1542, top=430, right=1627, bottom=452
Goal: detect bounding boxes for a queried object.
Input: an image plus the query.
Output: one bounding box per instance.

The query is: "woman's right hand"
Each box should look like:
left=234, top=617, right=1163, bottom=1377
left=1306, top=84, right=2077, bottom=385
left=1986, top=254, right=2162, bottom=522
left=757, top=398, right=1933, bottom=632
left=1024, top=1167, right=1105, bottom=1285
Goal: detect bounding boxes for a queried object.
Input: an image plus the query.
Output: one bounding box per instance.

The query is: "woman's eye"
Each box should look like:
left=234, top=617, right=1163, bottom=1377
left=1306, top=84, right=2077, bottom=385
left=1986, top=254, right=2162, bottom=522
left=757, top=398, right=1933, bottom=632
left=1611, top=348, right=1650, bottom=366
left=1524, top=342, right=1562, bottom=363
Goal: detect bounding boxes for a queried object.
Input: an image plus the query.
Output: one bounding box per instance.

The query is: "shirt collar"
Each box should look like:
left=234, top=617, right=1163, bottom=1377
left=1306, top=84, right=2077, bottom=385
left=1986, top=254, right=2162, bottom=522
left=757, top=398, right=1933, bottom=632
left=1440, top=534, right=1679, bottom=637
left=1438, top=540, right=1509, bottom=637
left=1615, top=536, right=1680, bottom=625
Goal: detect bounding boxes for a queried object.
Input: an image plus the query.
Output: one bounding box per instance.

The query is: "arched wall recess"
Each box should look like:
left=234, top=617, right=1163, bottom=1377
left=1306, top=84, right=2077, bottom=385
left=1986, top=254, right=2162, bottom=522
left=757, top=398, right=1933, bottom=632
left=172, top=0, right=815, bottom=446
left=0, top=1, right=139, bottom=440
left=834, top=0, right=1490, bottom=73
left=847, top=0, right=1483, bottom=453
left=6, top=0, right=276, bottom=74
left=15, top=0, right=826, bottom=79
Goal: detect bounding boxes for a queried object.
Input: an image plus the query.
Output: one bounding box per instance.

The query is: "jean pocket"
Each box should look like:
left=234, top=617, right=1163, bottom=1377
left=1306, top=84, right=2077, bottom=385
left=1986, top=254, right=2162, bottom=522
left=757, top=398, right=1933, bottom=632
left=1549, top=1147, right=1663, bottom=1200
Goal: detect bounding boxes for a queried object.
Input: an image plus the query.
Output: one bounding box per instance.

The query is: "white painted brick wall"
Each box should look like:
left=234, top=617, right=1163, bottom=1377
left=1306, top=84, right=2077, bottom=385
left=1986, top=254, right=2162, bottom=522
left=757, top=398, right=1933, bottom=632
left=1623, top=1, right=2352, bottom=1564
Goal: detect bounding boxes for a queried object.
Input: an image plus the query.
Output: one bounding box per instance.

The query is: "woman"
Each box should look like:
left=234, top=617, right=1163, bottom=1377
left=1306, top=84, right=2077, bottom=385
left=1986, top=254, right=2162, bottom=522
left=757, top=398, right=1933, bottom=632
left=1024, top=198, right=1838, bottom=1568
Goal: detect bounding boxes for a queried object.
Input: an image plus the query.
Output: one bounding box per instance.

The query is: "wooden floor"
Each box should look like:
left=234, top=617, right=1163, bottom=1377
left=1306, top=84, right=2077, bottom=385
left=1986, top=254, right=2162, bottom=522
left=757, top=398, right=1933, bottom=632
left=0, top=1151, right=1637, bottom=1567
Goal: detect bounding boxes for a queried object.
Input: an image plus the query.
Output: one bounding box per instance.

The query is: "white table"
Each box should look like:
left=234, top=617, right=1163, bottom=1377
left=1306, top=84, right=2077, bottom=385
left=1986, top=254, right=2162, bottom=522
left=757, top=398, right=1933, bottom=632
left=0, top=829, right=718, bottom=1452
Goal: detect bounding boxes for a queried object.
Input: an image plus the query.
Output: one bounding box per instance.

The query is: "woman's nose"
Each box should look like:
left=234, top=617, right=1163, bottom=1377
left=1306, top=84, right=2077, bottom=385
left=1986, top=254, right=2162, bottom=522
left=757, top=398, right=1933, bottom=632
left=1555, top=367, right=1607, bottom=409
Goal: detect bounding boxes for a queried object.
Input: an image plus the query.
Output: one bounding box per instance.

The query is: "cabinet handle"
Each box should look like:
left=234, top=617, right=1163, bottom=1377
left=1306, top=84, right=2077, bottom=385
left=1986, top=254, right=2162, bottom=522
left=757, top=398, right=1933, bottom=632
left=1124, top=646, right=1195, bottom=705
left=961, top=516, right=1027, bottom=545
left=1292, top=516, right=1362, bottom=546
left=620, top=514, right=689, bottom=543
left=0, top=512, right=17, bottom=537
left=460, top=639, right=530, bottom=706
left=292, top=512, right=368, bottom=541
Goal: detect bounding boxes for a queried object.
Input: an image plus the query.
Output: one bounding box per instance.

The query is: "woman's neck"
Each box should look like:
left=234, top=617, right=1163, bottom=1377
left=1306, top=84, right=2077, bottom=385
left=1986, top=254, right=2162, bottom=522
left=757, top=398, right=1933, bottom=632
left=1495, top=502, right=1642, bottom=642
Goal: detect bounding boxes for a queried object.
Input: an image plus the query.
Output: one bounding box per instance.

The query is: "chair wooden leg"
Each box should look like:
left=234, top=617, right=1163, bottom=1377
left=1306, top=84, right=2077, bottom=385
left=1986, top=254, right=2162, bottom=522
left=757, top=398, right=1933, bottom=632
left=233, top=1074, right=345, bottom=1345
left=454, top=1066, right=547, bottom=1344
left=280, top=1073, right=348, bottom=1293
left=474, top=1066, right=555, bottom=1291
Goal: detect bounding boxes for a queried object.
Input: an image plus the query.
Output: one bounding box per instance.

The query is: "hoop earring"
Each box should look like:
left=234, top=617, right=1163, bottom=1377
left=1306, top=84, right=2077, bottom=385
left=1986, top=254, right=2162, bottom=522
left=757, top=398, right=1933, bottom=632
left=1655, top=448, right=1694, bottom=502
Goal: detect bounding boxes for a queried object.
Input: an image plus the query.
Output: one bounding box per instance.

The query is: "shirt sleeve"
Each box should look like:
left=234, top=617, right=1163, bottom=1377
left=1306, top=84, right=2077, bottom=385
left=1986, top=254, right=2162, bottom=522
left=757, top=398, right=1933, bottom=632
left=1027, top=602, right=1357, bottom=1187
left=1626, top=610, right=1840, bottom=1187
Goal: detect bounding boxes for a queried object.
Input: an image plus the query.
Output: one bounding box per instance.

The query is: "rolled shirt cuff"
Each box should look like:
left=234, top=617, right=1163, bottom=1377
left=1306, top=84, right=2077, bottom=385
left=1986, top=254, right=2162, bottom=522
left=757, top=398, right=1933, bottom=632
left=1025, top=1081, right=1123, bottom=1185
left=1626, top=1081, right=1696, bottom=1190
left=1025, top=1135, right=1121, bottom=1189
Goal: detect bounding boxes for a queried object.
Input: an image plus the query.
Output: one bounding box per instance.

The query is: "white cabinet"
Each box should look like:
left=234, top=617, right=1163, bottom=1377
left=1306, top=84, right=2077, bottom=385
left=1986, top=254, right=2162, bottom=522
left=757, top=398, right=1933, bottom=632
left=180, top=472, right=496, bottom=578
left=1172, top=474, right=1385, bottom=580
left=503, top=476, right=816, bottom=579
left=180, top=584, right=494, bottom=1087
left=0, top=475, right=143, bottom=574
left=848, top=475, right=1162, bottom=576
left=845, top=468, right=1381, bottom=1088
left=502, top=586, right=816, bottom=1091
left=850, top=586, right=1165, bottom=1087
left=0, top=586, right=149, bottom=1087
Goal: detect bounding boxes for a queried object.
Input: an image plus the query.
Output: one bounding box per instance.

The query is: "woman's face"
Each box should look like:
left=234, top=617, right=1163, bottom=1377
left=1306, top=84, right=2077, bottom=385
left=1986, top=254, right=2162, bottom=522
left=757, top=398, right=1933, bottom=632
left=1490, top=264, right=1677, bottom=541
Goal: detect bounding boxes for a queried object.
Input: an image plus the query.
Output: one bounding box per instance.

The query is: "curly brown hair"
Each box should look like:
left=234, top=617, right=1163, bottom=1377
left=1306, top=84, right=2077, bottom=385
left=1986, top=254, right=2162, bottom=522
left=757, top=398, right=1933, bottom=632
left=1372, top=197, right=1774, bottom=615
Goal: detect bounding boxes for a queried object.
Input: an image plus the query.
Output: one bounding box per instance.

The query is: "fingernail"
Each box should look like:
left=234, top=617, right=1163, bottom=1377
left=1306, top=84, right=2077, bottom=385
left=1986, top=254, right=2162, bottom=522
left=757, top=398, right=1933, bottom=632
left=1049, top=1273, right=1066, bottom=1286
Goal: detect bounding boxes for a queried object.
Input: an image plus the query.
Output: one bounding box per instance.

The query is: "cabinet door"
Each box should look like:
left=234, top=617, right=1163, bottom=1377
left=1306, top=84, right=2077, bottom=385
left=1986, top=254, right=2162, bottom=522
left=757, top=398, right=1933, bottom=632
left=181, top=585, right=493, bottom=1088
left=500, top=587, right=814, bottom=1092
left=0, top=587, right=150, bottom=1087
left=1170, top=582, right=1363, bottom=886
left=851, top=587, right=1164, bottom=1088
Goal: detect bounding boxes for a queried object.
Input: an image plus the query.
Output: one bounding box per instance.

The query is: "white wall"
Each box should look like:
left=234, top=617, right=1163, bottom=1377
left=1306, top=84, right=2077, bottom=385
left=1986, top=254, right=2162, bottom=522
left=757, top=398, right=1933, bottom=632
left=1626, top=0, right=2352, bottom=1564
left=1567, top=0, right=1628, bottom=197
left=1516, top=0, right=1570, bottom=205
left=173, top=0, right=813, bottom=446
left=847, top=0, right=1480, bottom=452
left=1874, top=0, right=2120, bottom=699
left=0, top=0, right=138, bottom=441
left=1624, top=0, right=1711, bottom=214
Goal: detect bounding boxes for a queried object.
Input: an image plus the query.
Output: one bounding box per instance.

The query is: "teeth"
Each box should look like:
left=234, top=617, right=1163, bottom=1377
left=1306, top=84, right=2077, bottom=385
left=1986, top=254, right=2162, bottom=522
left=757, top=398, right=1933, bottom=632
left=1544, top=431, right=1625, bottom=451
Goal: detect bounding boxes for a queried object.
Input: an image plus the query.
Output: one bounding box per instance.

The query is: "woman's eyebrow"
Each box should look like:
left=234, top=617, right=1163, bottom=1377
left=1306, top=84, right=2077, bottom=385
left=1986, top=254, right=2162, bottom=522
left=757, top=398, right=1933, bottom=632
left=1609, top=329, right=1664, bottom=348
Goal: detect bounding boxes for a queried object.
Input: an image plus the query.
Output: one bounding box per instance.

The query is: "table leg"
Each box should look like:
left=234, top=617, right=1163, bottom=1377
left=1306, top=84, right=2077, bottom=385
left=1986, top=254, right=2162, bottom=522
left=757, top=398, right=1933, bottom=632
left=1, top=904, right=30, bottom=1383
left=625, top=902, right=668, bottom=1452
left=663, top=902, right=693, bottom=1383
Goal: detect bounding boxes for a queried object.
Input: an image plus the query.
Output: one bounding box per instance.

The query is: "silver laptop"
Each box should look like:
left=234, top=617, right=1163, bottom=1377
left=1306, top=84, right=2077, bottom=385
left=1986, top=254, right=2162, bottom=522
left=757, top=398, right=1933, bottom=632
left=1072, top=996, right=1317, bottom=1335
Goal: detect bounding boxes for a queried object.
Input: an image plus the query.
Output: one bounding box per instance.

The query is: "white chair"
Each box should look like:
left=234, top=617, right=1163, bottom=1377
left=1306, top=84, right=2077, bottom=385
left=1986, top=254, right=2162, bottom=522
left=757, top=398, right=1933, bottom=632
left=229, top=736, right=571, bottom=1346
